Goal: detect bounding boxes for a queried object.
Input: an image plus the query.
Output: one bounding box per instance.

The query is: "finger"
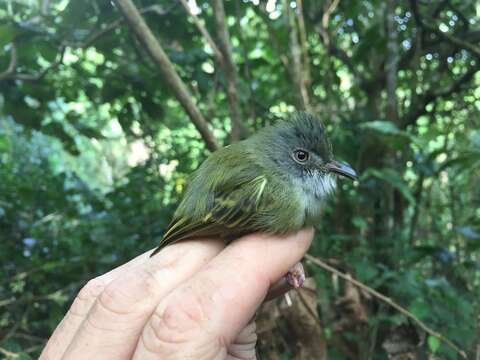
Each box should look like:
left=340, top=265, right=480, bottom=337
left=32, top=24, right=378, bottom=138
left=40, top=249, right=156, bottom=360
left=265, top=276, right=292, bottom=302
left=227, top=321, right=257, bottom=360
left=62, top=239, right=224, bottom=360
left=134, top=228, right=313, bottom=359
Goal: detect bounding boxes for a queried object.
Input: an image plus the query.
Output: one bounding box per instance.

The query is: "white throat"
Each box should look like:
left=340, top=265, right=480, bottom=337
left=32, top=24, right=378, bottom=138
left=295, top=173, right=337, bottom=222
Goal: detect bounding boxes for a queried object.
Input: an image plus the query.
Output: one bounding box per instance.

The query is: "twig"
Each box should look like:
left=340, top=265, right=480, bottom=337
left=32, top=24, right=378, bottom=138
left=0, top=318, right=21, bottom=344
left=316, top=0, right=340, bottom=48
left=323, top=0, right=340, bottom=29
left=114, top=0, right=219, bottom=151
left=40, top=0, right=50, bottom=16
left=0, top=43, right=18, bottom=81
left=402, top=62, right=480, bottom=127
left=212, top=0, right=248, bottom=140
left=235, top=0, right=256, bottom=125
left=0, top=297, right=16, bottom=307
left=311, top=0, right=371, bottom=89
left=254, top=5, right=290, bottom=69
left=296, top=289, right=322, bottom=327
left=11, top=332, right=47, bottom=343
left=67, top=5, right=171, bottom=49
left=409, top=0, right=480, bottom=60
left=0, top=7, right=165, bottom=82
left=0, top=43, right=65, bottom=82
left=386, top=0, right=399, bottom=124
left=178, top=0, right=224, bottom=65
left=296, top=0, right=312, bottom=92
left=180, top=0, right=250, bottom=140
left=25, top=344, right=44, bottom=354
left=16, top=46, right=66, bottom=81
left=304, top=253, right=468, bottom=359
left=283, top=0, right=311, bottom=111
left=408, top=173, right=425, bottom=244
left=0, top=347, right=19, bottom=359
left=0, top=281, right=79, bottom=309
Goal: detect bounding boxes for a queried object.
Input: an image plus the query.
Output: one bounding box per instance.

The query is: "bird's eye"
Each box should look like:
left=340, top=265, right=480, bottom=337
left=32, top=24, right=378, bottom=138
left=293, top=150, right=309, bottom=163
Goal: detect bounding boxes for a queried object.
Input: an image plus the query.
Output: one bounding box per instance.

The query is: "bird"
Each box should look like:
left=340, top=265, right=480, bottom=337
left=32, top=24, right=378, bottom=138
left=151, top=112, right=357, bottom=286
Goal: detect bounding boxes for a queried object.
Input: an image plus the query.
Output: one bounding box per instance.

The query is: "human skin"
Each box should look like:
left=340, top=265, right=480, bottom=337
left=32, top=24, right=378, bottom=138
left=40, top=229, right=313, bottom=360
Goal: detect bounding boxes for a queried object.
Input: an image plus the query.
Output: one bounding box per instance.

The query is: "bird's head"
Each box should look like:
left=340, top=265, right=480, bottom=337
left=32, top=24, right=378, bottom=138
left=260, top=112, right=357, bottom=198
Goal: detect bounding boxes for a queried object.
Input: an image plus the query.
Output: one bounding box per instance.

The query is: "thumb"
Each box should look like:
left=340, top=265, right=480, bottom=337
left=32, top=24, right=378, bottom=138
left=132, top=228, right=313, bottom=359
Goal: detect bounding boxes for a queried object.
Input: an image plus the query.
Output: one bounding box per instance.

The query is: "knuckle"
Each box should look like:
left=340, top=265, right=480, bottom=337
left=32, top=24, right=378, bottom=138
left=79, top=278, right=107, bottom=300
left=148, top=292, right=209, bottom=347
left=161, top=294, right=207, bottom=332
left=95, top=266, right=165, bottom=316
left=140, top=266, right=169, bottom=297
left=228, top=324, right=257, bottom=360
left=96, top=283, right=131, bottom=315
left=69, top=277, right=107, bottom=317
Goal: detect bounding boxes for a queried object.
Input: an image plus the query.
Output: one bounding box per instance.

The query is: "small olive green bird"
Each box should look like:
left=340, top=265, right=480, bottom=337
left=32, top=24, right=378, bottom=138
left=151, top=112, right=356, bottom=259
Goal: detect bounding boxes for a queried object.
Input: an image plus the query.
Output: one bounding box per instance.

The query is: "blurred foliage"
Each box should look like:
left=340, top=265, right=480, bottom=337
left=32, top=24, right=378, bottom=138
left=0, top=0, right=480, bottom=358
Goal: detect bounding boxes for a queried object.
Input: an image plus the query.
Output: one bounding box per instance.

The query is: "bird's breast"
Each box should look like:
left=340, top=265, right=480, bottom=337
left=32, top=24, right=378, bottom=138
left=294, top=173, right=337, bottom=225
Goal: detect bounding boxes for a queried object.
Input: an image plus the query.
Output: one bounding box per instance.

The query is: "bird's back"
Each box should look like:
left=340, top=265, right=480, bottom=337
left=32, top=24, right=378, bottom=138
left=152, top=140, right=305, bottom=253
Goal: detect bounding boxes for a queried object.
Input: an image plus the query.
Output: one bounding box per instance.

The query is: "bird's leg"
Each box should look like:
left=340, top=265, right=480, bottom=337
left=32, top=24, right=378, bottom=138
left=285, top=262, right=306, bottom=289
left=264, top=262, right=306, bottom=301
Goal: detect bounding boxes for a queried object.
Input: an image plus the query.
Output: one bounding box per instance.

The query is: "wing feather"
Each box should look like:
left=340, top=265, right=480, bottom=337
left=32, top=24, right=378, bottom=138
left=151, top=175, right=268, bottom=256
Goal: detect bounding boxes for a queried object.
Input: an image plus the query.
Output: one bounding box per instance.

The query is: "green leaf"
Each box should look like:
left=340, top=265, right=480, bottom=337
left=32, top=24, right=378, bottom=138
left=360, top=120, right=417, bottom=147
left=34, top=40, right=58, bottom=62
left=362, top=168, right=416, bottom=204
left=469, top=130, right=480, bottom=148
left=361, top=120, right=402, bottom=135
left=352, top=216, right=368, bottom=230
left=455, top=226, right=480, bottom=240
left=355, top=260, right=379, bottom=281
left=427, top=335, right=441, bottom=353
left=409, top=299, right=430, bottom=319
left=0, top=23, right=22, bottom=47
left=16, top=353, right=33, bottom=360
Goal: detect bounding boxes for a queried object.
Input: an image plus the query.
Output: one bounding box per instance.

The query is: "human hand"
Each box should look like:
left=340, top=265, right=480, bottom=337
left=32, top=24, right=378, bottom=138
left=40, top=229, right=313, bottom=359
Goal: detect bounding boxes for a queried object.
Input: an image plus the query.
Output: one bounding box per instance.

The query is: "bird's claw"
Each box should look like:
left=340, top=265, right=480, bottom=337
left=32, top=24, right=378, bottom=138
left=285, top=262, right=306, bottom=289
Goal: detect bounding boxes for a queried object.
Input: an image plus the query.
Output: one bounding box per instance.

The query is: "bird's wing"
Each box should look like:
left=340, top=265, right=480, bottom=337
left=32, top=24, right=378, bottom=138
left=151, top=175, right=268, bottom=256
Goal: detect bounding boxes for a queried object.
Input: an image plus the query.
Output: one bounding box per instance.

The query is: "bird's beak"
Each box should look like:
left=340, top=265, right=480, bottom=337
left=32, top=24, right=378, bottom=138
left=326, top=160, right=357, bottom=180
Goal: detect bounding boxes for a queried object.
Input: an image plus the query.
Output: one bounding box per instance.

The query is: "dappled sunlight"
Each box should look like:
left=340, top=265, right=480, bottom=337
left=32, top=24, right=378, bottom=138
left=0, top=0, right=479, bottom=358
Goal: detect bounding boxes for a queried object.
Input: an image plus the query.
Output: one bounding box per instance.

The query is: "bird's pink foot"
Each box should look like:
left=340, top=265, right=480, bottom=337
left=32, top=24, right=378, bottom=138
left=285, top=262, right=306, bottom=289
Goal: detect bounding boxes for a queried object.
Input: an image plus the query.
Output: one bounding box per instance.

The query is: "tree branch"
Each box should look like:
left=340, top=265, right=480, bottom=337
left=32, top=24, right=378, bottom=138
left=322, top=0, right=340, bottom=31
left=40, top=0, right=50, bottom=16
left=212, top=0, right=249, bottom=141
left=305, top=254, right=468, bottom=359
left=0, top=347, right=19, bottom=359
left=114, top=0, right=219, bottom=151
left=0, top=43, right=18, bottom=81
left=0, top=6, right=169, bottom=83
left=386, top=0, right=399, bottom=124
left=296, top=0, right=312, bottom=94
left=254, top=5, right=290, bottom=70
left=409, top=0, right=480, bottom=60
left=285, top=280, right=327, bottom=359
left=311, top=0, right=371, bottom=87
left=235, top=0, right=257, bottom=126
left=16, top=46, right=66, bottom=81
left=312, top=0, right=340, bottom=49
left=402, top=62, right=480, bottom=127
left=178, top=0, right=224, bottom=65
left=66, top=5, right=171, bottom=49
left=0, top=43, right=65, bottom=82
left=283, top=0, right=311, bottom=111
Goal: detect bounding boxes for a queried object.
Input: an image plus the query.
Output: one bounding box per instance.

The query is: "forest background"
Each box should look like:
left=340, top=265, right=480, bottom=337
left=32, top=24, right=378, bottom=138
left=0, top=0, right=479, bottom=358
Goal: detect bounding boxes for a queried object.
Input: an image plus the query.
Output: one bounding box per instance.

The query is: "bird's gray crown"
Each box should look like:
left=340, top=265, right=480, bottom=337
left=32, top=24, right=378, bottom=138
left=275, top=112, right=333, bottom=162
